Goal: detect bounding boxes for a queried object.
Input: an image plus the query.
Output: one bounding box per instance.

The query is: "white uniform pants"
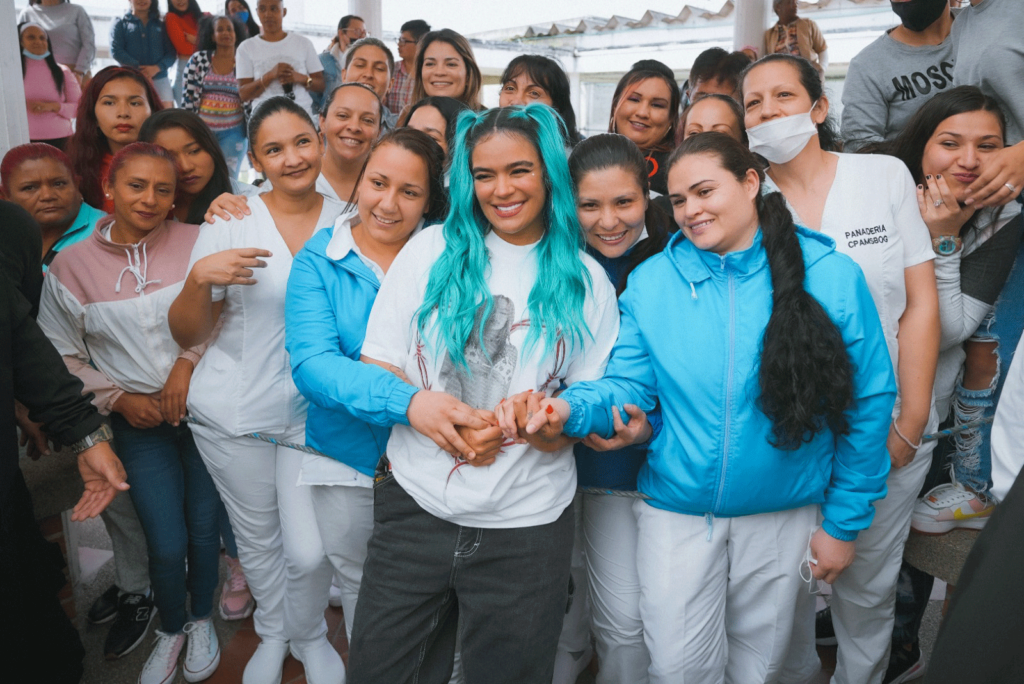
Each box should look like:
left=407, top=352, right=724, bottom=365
left=190, top=423, right=332, bottom=645
left=783, top=442, right=934, bottom=684
left=584, top=492, right=649, bottom=684
left=555, top=494, right=592, bottom=662
left=635, top=501, right=817, bottom=684
left=309, top=483, right=374, bottom=641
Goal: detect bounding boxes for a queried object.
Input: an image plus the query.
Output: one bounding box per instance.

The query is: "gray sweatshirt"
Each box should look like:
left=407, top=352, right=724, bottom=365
left=841, top=29, right=955, bottom=152
left=952, top=0, right=1024, bottom=145
left=18, top=3, right=95, bottom=74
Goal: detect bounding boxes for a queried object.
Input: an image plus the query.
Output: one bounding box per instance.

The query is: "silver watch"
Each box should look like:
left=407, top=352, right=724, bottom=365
left=71, top=423, right=114, bottom=454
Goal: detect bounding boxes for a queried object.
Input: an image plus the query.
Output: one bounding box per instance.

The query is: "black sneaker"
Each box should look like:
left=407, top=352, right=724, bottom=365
left=883, top=642, right=925, bottom=684
left=103, top=591, right=157, bottom=660
left=87, top=584, right=120, bottom=625
left=815, top=605, right=837, bottom=646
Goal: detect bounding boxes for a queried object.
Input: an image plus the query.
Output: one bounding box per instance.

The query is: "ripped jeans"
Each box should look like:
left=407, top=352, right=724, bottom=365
left=950, top=239, right=1024, bottom=496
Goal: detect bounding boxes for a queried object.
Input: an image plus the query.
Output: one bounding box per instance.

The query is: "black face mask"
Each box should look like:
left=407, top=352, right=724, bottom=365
left=891, top=0, right=948, bottom=32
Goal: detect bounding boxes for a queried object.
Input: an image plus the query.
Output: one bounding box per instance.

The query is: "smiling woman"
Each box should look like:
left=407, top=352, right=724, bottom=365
left=344, top=104, right=620, bottom=684
left=168, top=96, right=350, bottom=684
left=284, top=127, right=447, bottom=643
left=608, top=59, right=681, bottom=196
left=36, top=141, right=225, bottom=684
left=410, top=29, right=482, bottom=111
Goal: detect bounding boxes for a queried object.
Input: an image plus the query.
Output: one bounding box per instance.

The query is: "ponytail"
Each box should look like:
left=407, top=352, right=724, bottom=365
left=668, top=132, right=854, bottom=449
left=757, top=190, right=853, bottom=448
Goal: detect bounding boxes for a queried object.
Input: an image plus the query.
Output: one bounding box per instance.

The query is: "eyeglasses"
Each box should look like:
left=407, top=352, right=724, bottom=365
left=344, top=28, right=367, bottom=38
left=396, top=38, right=416, bottom=46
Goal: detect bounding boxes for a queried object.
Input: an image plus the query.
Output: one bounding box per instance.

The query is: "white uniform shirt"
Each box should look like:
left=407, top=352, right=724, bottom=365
left=186, top=194, right=346, bottom=437
left=361, top=226, right=620, bottom=529
left=766, top=152, right=935, bottom=420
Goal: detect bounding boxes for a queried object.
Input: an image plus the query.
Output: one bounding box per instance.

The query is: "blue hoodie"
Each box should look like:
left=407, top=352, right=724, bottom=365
left=285, top=216, right=418, bottom=477
left=562, top=227, right=896, bottom=541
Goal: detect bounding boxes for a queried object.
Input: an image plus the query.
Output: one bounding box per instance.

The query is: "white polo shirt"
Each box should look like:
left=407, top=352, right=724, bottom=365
left=766, top=152, right=935, bottom=420
left=186, top=194, right=346, bottom=437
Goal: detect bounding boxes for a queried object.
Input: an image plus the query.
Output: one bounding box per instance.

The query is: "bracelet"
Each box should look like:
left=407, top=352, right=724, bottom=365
left=892, top=419, right=922, bottom=450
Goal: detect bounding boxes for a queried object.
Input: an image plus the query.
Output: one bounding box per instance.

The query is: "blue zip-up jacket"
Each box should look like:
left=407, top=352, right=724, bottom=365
left=562, top=227, right=896, bottom=541
left=285, top=218, right=418, bottom=477
left=110, top=12, right=176, bottom=80
left=575, top=243, right=662, bottom=490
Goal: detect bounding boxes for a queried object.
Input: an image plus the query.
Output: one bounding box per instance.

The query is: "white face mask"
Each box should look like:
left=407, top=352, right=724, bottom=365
left=747, top=101, right=820, bottom=164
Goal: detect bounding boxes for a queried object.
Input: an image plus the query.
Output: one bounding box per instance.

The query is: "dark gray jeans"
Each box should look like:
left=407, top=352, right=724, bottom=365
left=348, top=462, right=574, bottom=684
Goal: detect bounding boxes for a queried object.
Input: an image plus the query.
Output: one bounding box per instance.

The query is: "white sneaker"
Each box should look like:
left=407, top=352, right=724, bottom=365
left=242, top=640, right=290, bottom=684
left=183, top=618, right=221, bottom=682
left=291, top=636, right=345, bottom=684
left=911, top=482, right=995, bottom=535
left=138, top=630, right=185, bottom=684
left=328, top=577, right=343, bottom=608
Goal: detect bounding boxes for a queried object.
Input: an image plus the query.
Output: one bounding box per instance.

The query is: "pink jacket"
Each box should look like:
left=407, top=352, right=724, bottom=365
left=37, top=217, right=207, bottom=413
left=24, top=59, right=81, bottom=140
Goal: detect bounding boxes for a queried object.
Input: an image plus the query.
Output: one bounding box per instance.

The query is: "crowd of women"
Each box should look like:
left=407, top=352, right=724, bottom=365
left=6, top=1, right=1024, bottom=684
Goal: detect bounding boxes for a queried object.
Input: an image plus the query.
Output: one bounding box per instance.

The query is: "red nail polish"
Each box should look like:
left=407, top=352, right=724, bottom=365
left=546, top=405, right=554, bottom=414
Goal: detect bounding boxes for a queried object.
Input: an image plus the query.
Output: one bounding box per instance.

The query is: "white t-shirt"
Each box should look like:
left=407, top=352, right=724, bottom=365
left=766, top=152, right=935, bottom=420
left=186, top=194, right=346, bottom=437
left=361, top=225, right=620, bottom=528
left=237, top=33, right=323, bottom=116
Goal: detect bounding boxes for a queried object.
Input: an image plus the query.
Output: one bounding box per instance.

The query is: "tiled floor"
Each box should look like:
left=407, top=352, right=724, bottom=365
left=203, top=604, right=349, bottom=684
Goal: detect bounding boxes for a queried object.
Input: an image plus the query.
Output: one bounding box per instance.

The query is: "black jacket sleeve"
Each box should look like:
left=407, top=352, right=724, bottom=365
left=1, top=278, right=102, bottom=496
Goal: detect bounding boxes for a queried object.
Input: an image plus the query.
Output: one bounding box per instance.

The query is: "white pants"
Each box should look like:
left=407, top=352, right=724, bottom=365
left=309, top=483, right=374, bottom=642
left=553, top=494, right=593, bottom=684
left=190, top=423, right=332, bottom=645
left=584, top=492, right=649, bottom=684
left=783, top=442, right=935, bottom=684
left=635, top=501, right=817, bottom=684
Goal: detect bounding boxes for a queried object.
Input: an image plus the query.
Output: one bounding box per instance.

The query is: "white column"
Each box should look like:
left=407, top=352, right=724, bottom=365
left=0, top=0, right=30, bottom=158
left=351, top=0, right=382, bottom=39
left=733, top=0, right=774, bottom=53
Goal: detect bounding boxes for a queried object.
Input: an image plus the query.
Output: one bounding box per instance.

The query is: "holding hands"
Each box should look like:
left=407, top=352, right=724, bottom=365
left=494, top=392, right=574, bottom=453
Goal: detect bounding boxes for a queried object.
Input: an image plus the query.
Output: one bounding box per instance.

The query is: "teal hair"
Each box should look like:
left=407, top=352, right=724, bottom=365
left=415, top=104, right=592, bottom=369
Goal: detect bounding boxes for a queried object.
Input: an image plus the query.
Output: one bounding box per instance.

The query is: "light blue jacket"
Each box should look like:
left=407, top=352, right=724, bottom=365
left=285, top=220, right=417, bottom=477
left=562, top=227, right=896, bottom=541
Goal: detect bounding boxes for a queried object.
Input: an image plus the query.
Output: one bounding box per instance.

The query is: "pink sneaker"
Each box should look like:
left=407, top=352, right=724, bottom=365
left=219, top=556, right=255, bottom=621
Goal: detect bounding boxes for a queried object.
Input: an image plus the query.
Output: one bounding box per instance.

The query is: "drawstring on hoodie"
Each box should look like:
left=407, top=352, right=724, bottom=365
left=690, top=282, right=697, bottom=300
left=116, top=242, right=162, bottom=294
left=704, top=512, right=714, bottom=541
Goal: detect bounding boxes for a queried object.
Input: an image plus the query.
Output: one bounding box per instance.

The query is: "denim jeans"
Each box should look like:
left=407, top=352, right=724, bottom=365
left=951, top=238, right=1024, bottom=494
left=892, top=235, right=1024, bottom=647
left=348, top=462, right=574, bottom=684
left=215, top=125, right=248, bottom=180
left=111, top=415, right=221, bottom=633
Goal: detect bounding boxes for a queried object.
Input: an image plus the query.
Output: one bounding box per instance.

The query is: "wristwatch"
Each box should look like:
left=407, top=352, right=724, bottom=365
left=71, top=423, right=114, bottom=454
left=932, top=235, right=962, bottom=256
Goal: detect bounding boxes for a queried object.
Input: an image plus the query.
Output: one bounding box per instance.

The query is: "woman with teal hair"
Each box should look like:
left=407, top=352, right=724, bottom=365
left=344, top=104, right=620, bottom=683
